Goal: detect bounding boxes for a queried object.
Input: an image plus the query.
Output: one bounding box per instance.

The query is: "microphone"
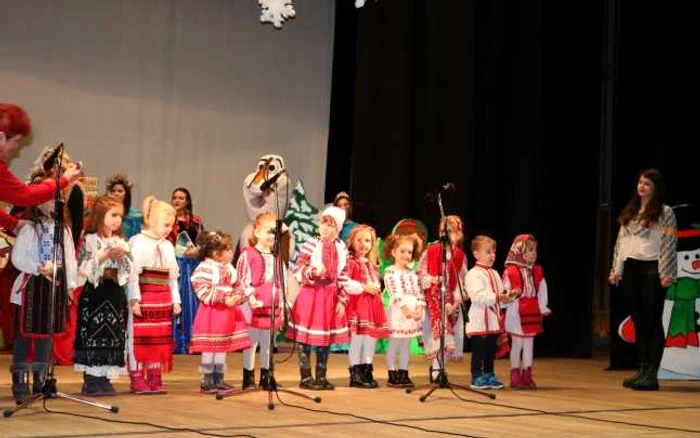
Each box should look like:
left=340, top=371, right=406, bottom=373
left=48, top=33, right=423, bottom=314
left=260, top=169, right=286, bottom=192
left=42, top=143, right=64, bottom=172
left=424, top=182, right=456, bottom=202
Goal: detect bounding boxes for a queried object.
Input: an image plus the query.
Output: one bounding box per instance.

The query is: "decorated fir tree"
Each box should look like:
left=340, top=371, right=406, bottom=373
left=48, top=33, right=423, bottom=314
left=283, top=180, right=320, bottom=266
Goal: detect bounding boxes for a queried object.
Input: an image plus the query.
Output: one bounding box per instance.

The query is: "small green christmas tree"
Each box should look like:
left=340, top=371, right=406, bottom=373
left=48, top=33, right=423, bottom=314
left=283, top=180, right=320, bottom=265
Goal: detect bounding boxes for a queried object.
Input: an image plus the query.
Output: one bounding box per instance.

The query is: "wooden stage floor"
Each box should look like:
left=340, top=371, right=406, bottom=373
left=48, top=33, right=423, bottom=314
left=1, top=352, right=699, bottom=437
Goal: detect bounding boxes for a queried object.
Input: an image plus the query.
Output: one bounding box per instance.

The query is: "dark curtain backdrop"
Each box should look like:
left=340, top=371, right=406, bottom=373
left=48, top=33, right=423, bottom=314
left=326, top=0, right=695, bottom=359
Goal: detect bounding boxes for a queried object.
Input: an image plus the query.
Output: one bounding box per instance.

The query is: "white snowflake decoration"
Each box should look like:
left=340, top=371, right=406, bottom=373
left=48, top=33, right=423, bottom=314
left=355, top=0, right=378, bottom=8
left=259, top=0, right=296, bottom=29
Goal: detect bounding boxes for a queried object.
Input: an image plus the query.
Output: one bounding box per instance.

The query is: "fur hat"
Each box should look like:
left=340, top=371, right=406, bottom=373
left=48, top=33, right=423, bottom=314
left=321, top=206, right=346, bottom=229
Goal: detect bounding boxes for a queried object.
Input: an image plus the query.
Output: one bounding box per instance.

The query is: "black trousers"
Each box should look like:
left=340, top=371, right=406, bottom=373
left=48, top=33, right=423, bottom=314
left=470, top=334, right=497, bottom=377
left=622, top=259, right=666, bottom=367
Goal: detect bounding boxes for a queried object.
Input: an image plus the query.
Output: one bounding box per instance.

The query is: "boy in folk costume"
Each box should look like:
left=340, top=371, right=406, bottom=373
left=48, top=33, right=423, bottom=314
left=127, top=196, right=181, bottom=394
left=465, top=235, right=513, bottom=390
left=286, top=206, right=350, bottom=390
left=9, top=185, right=78, bottom=404
left=502, top=234, right=551, bottom=389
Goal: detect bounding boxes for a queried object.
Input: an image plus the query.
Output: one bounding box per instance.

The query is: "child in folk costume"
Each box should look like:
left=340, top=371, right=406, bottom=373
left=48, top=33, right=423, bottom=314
left=127, top=196, right=181, bottom=394
left=238, top=213, right=285, bottom=390
left=74, top=196, right=134, bottom=396
left=502, top=234, right=551, bottom=389
left=384, top=234, right=425, bottom=388
left=287, top=206, right=350, bottom=390
left=189, top=231, right=250, bottom=394
left=341, top=224, right=390, bottom=388
left=9, top=193, right=78, bottom=404
left=419, top=215, right=468, bottom=382
left=375, top=219, right=429, bottom=356
left=465, top=235, right=513, bottom=390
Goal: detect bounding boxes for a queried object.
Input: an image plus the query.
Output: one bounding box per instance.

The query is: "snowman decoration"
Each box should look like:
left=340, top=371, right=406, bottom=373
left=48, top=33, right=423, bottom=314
left=659, top=204, right=700, bottom=379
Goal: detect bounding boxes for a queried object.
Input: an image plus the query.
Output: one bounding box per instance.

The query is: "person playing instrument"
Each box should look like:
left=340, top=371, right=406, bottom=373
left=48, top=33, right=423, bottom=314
left=8, top=181, right=78, bottom=405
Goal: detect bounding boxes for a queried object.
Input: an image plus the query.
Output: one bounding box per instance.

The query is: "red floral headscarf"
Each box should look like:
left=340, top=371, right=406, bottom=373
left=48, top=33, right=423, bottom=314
left=505, top=234, right=537, bottom=268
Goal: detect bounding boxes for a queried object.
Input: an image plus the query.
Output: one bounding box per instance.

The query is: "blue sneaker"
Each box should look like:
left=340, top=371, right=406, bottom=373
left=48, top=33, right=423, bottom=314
left=470, top=374, right=489, bottom=389
left=485, top=373, right=504, bottom=389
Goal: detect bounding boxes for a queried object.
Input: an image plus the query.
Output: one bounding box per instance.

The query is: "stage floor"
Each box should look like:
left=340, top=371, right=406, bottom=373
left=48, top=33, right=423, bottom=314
left=1, top=352, right=699, bottom=437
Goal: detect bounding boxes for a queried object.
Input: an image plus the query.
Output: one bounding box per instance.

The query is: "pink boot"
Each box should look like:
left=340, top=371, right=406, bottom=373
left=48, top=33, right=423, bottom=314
left=522, top=367, right=537, bottom=389
left=147, top=368, right=167, bottom=394
left=510, top=368, right=523, bottom=389
left=129, top=370, right=151, bottom=394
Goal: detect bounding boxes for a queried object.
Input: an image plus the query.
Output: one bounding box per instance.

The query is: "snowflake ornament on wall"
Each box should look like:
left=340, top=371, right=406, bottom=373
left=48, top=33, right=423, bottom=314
left=355, top=0, right=379, bottom=8
left=259, top=0, right=296, bottom=29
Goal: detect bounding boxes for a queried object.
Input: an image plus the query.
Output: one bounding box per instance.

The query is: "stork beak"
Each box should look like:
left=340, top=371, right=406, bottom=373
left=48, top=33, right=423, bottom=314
left=250, top=167, right=268, bottom=187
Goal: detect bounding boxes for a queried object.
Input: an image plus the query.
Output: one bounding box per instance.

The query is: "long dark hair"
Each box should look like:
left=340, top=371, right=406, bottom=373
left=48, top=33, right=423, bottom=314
left=618, top=168, right=666, bottom=227
left=172, top=187, right=193, bottom=215
left=106, top=175, right=132, bottom=214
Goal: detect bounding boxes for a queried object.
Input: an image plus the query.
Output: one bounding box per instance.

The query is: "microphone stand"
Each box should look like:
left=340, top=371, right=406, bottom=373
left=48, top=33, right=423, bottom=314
left=217, top=178, right=320, bottom=409
left=407, top=192, right=495, bottom=402
left=5, top=148, right=118, bottom=418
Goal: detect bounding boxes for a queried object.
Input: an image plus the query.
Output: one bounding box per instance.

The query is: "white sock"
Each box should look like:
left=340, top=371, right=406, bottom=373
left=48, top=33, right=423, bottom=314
left=349, top=335, right=364, bottom=366
left=398, top=338, right=410, bottom=370
left=386, top=337, right=400, bottom=370
left=510, top=336, right=524, bottom=369
left=362, top=336, right=377, bottom=364
left=522, top=337, right=534, bottom=368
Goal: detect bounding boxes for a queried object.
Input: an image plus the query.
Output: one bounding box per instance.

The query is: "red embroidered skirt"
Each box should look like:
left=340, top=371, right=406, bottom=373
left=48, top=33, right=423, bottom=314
left=250, top=283, right=282, bottom=330
left=518, top=297, right=543, bottom=335
left=347, top=293, right=390, bottom=339
left=286, top=281, right=349, bottom=346
left=189, top=302, right=251, bottom=353
left=132, top=269, right=173, bottom=371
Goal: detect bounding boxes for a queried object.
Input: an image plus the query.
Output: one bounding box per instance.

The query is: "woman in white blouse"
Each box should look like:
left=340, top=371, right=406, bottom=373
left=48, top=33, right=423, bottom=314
left=609, top=168, right=677, bottom=391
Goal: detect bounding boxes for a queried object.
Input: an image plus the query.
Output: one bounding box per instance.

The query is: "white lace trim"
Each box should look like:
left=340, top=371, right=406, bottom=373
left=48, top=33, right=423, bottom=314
left=73, top=364, right=127, bottom=378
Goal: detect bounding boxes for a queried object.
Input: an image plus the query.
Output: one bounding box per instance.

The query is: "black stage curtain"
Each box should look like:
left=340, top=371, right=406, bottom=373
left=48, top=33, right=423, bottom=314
left=326, top=0, right=695, bottom=359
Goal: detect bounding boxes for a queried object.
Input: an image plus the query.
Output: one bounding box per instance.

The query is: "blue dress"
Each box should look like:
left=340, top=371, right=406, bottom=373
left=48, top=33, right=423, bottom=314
left=173, top=256, right=200, bottom=354
left=170, top=216, right=204, bottom=354
left=122, top=208, right=143, bottom=240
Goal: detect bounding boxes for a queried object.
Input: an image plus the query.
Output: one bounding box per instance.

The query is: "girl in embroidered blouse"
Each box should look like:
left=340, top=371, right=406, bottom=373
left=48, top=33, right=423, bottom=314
left=343, top=224, right=390, bottom=388
left=127, top=196, right=181, bottom=395
left=286, top=206, right=349, bottom=391
left=74, top=196, right=134, bottom=396
left=189, top=231, right=250, bottom=395
left=418, top=215, right=468, bottom=382
left=384, top=234, right=425, bottom=388
left=609, top=168, right=677, bottom=391
left=237, top=212, right=285, bottom=390
left=501, top=234, right=551, bottom=389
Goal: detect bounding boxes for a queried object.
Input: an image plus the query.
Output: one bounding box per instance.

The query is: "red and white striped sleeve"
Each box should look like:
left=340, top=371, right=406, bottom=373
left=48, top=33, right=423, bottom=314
left=190, top=261, right=226, bottom=305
